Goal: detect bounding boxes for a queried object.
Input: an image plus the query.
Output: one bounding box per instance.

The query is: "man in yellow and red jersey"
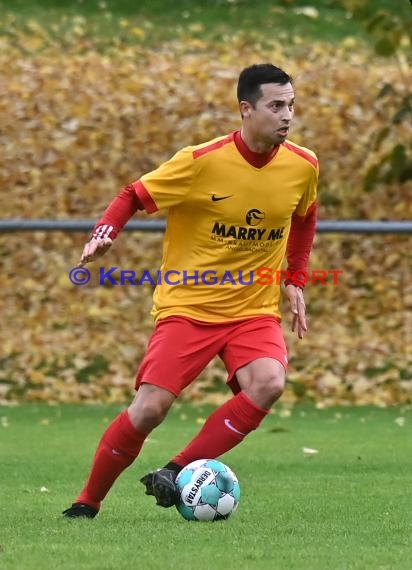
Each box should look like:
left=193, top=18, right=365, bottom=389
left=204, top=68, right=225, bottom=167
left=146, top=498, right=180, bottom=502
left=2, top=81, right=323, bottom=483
left=63, top=63, right=318, bottom=519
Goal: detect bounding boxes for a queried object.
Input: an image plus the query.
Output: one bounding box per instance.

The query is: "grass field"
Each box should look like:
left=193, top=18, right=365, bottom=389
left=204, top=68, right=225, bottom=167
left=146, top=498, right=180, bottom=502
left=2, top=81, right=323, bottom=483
left=0, top=0, right=409, bottom=46
left=1, top=1, right=411, bottom=568
left=1, top=403, right=411, bottom=570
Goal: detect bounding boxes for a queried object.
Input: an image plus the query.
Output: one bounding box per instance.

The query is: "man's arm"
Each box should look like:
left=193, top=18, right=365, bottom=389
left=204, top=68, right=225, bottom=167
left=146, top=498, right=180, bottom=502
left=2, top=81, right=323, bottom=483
left=284, top=201, right=317, bottom=338
left=285, top=201, right=317, bottom=287
left=92, top=184, right=144, bottom=240
left=79, top=185, right=144, bottom=266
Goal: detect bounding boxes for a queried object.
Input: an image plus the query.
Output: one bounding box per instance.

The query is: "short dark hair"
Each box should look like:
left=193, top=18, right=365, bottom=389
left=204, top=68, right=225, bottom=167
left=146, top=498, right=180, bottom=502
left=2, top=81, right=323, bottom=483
left=237, top=64, right=292, bottom=107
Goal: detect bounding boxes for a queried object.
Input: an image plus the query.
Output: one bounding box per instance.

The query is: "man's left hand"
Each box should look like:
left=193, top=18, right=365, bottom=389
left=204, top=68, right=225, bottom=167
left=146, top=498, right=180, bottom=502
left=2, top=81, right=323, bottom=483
left=285, top=284, right=307, bottom=339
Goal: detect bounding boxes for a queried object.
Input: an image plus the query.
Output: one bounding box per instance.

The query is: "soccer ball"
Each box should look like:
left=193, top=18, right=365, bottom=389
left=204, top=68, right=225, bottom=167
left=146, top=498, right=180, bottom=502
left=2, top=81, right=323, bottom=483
left=175, top=459, right=240, bottom=521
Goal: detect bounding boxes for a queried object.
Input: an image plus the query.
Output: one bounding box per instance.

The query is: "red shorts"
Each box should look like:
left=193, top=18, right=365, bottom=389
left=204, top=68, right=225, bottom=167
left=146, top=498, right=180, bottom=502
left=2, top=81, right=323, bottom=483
left=135, top=315, right=288, bottom=397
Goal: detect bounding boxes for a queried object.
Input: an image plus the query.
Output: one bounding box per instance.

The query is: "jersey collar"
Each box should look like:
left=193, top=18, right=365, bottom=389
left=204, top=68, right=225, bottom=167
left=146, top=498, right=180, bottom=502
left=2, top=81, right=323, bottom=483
left=233, top=130, right=279, bottom=168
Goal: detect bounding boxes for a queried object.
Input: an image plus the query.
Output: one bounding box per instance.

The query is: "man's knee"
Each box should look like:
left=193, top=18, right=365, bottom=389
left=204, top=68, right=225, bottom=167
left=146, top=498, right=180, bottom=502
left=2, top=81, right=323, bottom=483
left=128, top=383, right=175, bottom=432
left=264, top=371, right=285, bottom=402
left=244, top=375, right=284, bottom=409
left=236, top=358, right=286, bottom=409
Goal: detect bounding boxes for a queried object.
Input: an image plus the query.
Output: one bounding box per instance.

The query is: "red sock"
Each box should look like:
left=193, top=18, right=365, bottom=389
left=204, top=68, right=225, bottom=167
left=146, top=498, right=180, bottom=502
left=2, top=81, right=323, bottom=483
left=76, top=410, right=147, bottom=510
left=171, top=391, right=268, bottom=467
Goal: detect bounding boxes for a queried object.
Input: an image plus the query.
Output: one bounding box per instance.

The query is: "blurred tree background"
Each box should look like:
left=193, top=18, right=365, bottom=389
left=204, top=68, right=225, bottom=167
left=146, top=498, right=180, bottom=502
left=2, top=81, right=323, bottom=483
left=0, top=0, right=411, bottom=406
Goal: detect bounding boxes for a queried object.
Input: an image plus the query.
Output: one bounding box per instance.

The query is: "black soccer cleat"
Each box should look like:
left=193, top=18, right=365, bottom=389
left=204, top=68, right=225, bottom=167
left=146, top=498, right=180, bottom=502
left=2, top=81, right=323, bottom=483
left=62, top=503, right=99, bottom=519
left=140, top=468, right=180, bottom=508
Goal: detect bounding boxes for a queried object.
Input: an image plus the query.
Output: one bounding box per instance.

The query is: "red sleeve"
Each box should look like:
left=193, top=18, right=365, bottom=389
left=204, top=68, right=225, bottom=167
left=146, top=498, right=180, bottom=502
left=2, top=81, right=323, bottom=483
left=131, top=180, right=158, bottom=213
left=92, top=184, right=144, bottom=240
left=285, top=202, right=317, bottom=288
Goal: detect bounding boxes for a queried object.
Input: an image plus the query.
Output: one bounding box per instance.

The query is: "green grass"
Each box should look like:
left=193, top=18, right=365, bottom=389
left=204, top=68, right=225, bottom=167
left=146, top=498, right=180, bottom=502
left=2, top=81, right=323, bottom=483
left=0, top=0, right=409, bottom=46
left=1, top=403, right=412, bottom=570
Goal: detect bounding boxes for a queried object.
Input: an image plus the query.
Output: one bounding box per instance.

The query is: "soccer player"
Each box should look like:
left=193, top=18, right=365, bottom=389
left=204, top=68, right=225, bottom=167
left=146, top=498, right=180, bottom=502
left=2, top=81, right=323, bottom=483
left=62, top=63, right=318, bottom=518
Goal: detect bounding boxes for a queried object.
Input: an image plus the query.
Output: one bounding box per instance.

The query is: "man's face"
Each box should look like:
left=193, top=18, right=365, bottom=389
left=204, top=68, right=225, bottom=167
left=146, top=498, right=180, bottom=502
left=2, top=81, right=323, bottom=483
left=241, top=82, right=295, bottom=146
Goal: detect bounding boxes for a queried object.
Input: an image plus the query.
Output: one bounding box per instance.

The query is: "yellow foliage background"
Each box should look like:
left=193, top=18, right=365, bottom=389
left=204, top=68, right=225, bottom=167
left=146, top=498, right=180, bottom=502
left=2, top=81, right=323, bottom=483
left=1, top=31, right=411, bottom=406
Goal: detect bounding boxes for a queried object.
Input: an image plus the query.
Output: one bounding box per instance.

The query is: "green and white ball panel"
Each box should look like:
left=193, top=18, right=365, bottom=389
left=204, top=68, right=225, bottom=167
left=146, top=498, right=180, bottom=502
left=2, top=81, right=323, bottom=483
left=201, top=483, right=222, bottom=505
left=232, top=481, right=241, bottom=502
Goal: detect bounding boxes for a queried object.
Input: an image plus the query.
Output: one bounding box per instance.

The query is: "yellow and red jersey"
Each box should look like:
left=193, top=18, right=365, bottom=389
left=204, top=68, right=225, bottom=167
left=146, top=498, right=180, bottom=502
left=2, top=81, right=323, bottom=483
left=128, top=131, right=318, bottom=322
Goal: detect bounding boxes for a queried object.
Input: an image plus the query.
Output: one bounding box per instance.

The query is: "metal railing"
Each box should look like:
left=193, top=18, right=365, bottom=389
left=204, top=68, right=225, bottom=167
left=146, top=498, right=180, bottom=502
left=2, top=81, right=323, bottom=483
left=1, top=219, right=412, bottom=233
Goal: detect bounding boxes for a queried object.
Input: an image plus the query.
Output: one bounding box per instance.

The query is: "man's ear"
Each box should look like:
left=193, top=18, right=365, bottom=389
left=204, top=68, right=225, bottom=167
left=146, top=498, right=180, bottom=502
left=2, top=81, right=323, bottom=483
left=239, top=100, right=252, bottom=119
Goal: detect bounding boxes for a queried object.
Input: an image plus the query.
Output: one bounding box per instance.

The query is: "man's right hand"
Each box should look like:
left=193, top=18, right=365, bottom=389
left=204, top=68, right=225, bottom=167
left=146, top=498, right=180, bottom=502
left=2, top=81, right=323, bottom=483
left=78, top=237, right=113, bottom=266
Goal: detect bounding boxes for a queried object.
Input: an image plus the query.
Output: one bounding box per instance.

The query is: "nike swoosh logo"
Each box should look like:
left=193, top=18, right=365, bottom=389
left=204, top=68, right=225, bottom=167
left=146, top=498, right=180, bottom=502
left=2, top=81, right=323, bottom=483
left=224, top=418, right=245, bottom=436
left=212, top=194, right=233, bottom=202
